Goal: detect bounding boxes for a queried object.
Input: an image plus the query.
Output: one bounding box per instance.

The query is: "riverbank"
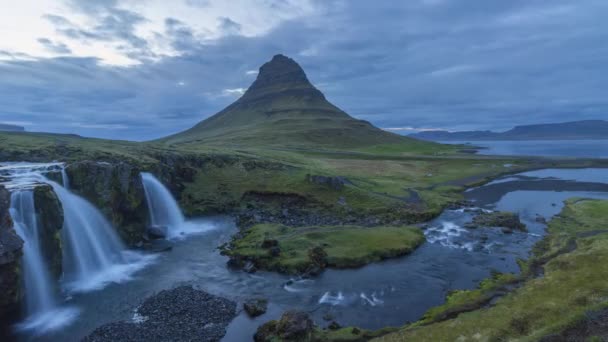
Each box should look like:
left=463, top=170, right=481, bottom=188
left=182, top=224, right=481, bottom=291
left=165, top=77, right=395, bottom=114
left=375, top=198, right=608, bottom=341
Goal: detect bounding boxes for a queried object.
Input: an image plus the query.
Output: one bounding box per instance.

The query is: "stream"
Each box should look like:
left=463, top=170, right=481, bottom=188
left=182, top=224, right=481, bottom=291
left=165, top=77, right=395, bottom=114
left=3, top=166, right=608, bottom=341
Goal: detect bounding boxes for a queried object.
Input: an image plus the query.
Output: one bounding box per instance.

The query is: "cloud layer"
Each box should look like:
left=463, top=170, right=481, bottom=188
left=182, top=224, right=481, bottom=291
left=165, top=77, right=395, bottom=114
left=0, top=0, right=606, bottom=140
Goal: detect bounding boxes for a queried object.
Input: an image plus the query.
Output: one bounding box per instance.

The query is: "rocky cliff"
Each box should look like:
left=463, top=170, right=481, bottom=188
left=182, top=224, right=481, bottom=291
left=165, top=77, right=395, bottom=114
left=0, top=186, right=23, bottom=319
left=33, top=185, right=64, bottom=280
left=66, top=161, right=148, bottom=245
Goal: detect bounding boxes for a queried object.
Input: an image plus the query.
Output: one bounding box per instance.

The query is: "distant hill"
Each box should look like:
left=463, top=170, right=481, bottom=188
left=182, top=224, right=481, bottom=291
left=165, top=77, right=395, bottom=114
left=161, top=55, right=433, bottom=150
left=0, top=123, right=24, bottom=132
left=410, top=120, right=608, bottom=141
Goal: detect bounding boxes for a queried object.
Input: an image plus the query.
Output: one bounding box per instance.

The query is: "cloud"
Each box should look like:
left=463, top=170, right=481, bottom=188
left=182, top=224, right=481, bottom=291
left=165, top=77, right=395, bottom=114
left=37, top=38, right=72, bottom=54
left=0, top=0, right=607, bottom=140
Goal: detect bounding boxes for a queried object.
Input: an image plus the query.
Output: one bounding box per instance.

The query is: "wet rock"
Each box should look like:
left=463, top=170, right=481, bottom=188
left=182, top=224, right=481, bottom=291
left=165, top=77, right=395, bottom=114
left=328, top=321, right=341, bottom=330
left=84, top=286, right=237, bottom=342
left=244, top=298, right=268, bottom=318
left=535, top=216, right=547, bottom=224
left=146, top=225, right=167, bottom=239
left=33, top=185, right=64, bottom=280
left=243, top=261, right=257, bottom=273
left=467, top=211, right=527, bottom=232
left=254, top=310, right=314, bottom=342
left=0, top=186, right=24, bottom=319
left=66, top=161, right=148, bottom=245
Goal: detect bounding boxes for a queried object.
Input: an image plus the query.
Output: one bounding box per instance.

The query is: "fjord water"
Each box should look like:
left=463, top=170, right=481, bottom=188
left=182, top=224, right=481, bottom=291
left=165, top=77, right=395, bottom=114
left=9, top=191, right=78, bottom=333
left=28, top=168, right=608, bottom=342
left=444, top=139, right=608, bottom=158
left=141, top=172, right=186, bottom=238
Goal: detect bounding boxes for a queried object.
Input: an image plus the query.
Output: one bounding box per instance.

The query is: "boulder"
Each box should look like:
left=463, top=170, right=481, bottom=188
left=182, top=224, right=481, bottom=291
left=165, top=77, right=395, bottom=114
left=244, top=298, right=268, bottom=318
left=0, top=186, right=24, bottom=319
left=147, top=225, right=167, bottom=239
left=255, top=310, right=314, bottom=342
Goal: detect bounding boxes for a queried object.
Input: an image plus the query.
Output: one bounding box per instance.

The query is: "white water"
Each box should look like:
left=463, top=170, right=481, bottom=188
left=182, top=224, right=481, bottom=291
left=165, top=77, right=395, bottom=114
left=140, top=172, right=186, bottom=238
left=46, top=179, right=154, bottom=293
left=9, top=190, right=78, bottom=333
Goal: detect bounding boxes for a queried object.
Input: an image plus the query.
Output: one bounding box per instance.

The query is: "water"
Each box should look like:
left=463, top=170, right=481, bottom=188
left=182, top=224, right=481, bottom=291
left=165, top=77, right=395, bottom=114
left=47, top=180, right=153, bottom=293
left=140, top=172, right=186, bottom=238
left=9, top=190, right=79, bottom=333
left=442, top=140, right=608, bottom=158
left=0, top=163, right=155, bottom=336
left=23, top=168, right=608, bottom=342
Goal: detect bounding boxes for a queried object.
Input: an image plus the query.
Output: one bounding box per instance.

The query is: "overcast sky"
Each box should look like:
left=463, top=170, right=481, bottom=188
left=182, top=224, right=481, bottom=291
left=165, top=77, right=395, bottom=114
left=0, top=0, right=606, bottom=140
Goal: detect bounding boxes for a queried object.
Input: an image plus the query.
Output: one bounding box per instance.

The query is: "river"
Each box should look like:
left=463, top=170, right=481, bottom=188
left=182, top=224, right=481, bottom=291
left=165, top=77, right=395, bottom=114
left=8, top=167, right=607, bottom=342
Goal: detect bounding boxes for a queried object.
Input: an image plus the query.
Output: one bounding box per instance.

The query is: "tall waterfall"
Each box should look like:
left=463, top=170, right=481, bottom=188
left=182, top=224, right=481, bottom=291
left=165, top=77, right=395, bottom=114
left=141, top=172, right=185, bottom=238
left=9, top=190, right=78, bottom=333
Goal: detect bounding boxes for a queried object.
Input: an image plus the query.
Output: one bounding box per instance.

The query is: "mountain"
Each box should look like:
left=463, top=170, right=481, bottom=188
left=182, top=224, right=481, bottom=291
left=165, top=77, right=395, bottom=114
left=162, top=54, right=424, bottom=149
left=0, top=123, right=24, bottom=132
left=410, top=120, right=608, bottom=141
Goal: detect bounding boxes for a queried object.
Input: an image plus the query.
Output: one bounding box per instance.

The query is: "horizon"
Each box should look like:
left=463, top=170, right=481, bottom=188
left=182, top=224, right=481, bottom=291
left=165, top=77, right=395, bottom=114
left=1, top=1, right=607, bottom=140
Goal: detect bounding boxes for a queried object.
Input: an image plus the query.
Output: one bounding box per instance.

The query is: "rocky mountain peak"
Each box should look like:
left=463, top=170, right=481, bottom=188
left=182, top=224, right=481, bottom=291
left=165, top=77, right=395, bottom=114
left=241, top=54, right=318, bottom=100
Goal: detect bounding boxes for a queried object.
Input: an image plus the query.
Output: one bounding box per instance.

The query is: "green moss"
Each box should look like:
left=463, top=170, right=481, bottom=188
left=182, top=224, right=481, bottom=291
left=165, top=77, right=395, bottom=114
left=375, top=199, right=608, bottom=342
left=224, top=224, right=425, bottom=274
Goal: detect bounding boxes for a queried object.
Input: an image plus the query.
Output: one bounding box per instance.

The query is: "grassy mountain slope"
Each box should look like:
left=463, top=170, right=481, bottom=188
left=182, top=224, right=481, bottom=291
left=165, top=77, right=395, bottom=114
left=162, top=54, right=442, bottom=152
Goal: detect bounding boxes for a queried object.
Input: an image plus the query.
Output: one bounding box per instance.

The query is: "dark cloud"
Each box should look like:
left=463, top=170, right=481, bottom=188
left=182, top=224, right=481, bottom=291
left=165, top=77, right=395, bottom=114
left=2, top=0, right=608, bottom=140
left=37, top=38, right=72, bottom=54
left=218, top=17, right=242, bottom=35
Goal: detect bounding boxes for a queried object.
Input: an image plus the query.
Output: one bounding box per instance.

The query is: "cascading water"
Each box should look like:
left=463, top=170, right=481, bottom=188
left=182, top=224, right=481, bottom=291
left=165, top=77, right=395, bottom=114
left=140, top=172, right=186, bottom=238
left=46, top=180, right=132, bottom=291
left=9, top=190, right=78, bottom=333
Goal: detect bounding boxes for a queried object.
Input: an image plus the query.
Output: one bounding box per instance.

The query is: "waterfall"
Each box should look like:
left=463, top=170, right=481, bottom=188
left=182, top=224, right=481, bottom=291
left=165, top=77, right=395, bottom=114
left=47, top=180, right=129, bottom=289
left=140, top=172, right=185, bottom=238
left=9, top=190, right=78, bottom=333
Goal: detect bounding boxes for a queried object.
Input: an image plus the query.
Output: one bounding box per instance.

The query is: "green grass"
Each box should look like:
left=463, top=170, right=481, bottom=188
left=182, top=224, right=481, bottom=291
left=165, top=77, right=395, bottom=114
left=375, top=198, right=608, bottom=342
left=223, top=224, right=425, bottom=274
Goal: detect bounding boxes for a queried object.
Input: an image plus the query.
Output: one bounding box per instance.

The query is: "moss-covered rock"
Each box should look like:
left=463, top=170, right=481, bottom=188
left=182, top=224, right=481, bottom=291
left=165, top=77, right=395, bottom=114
left=66, top=161, right=148, bottom=245
left=0, top=186, right=24, bottom=320
left=33, top=184, right=64, bottom=280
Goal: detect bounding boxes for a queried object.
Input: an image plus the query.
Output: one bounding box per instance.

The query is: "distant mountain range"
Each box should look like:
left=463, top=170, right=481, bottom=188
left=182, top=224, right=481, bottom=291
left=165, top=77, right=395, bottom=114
left=410, top=120, right=608, bottom=141
left=0, top=123, right=25, bottom=132
left=161, top=54, right=429, bottom=149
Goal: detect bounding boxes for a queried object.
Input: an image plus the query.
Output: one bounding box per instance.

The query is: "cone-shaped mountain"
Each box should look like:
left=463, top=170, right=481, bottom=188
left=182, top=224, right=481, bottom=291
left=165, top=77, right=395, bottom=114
left=163, top=54, right=422, bottom=149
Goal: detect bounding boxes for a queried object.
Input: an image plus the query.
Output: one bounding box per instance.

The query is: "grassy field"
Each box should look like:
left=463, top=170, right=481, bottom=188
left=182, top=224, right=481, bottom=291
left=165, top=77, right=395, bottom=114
left=222, top=224, right=424, bottom=274
left=375, top=198, right=608, bottom=342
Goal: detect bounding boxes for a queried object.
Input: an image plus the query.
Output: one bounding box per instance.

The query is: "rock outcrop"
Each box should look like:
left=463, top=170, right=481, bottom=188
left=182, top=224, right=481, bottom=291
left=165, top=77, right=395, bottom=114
left=465, top=211, right=527, bottom=232
left=33, top=185, right=64, bottom=280
left=255, top=310, right=314, bottom=342
left=0, top=186, right=23, bottom=319
left=66, top=161, right=148, bottom=245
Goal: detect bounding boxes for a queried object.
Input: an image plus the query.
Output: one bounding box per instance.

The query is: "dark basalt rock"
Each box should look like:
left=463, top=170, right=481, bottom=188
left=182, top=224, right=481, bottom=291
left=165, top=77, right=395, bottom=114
left=243, top=298, right=268, bottom=318
left=66, top=161, right=148, bottom=245
left=0, top=186, right=23, bottom=320
left=84, top=286, right=237, bottom=342
left=254, top=310, right=314, bottom=342
left=466, top=211, right=527, bottom=232
left=33, top=185, right=64, bottom=280
left=146, top=225, right=167, bottom=239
